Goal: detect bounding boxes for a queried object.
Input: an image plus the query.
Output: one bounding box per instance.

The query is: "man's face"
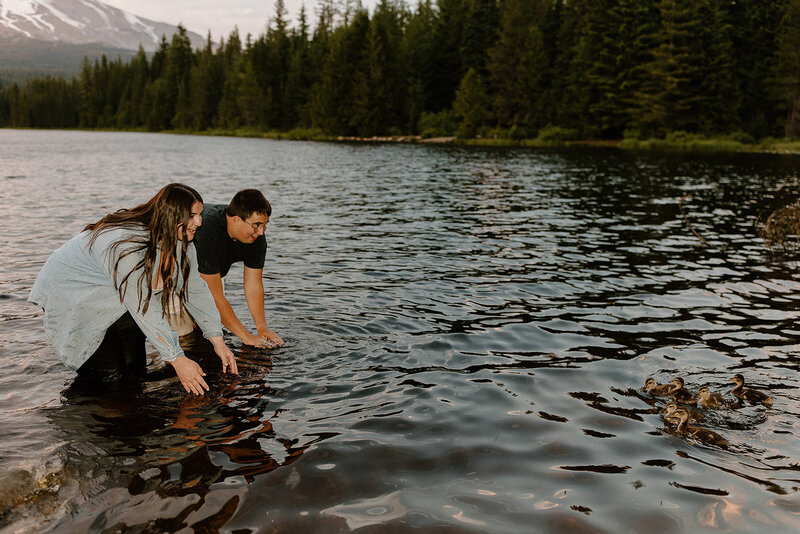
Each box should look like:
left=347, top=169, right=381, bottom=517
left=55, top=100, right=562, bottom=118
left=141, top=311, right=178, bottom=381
left=232, top=212, right=270, bottom=243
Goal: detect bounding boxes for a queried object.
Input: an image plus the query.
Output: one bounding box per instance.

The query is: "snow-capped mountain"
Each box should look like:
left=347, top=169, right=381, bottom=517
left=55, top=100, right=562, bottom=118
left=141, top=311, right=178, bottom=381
left=0, top=0, right=204, bottom=52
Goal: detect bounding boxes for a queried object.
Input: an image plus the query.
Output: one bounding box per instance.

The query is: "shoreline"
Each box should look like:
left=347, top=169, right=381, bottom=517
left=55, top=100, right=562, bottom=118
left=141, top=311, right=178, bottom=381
left=5, top=126, right=800, bottom=154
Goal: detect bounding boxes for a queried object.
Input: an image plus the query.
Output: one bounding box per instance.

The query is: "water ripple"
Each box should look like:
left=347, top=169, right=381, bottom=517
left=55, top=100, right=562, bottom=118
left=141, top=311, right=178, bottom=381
left=2, top=132, right=800, bottom=532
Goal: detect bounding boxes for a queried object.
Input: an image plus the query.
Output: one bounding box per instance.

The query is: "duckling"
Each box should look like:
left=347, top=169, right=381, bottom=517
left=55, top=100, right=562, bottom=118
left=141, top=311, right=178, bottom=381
left=673, top=408, right=728, bottom=447
left=663, top=401, right=683, bottom=424
left=695, top=386, right=725, bottom=409
left=730, top=374, right=773, bottom=407
left=663, top=400, right=704, bottom=423
left=668, top=377, right=697, bottom=405
left=644, top=377, right=673, bottom=396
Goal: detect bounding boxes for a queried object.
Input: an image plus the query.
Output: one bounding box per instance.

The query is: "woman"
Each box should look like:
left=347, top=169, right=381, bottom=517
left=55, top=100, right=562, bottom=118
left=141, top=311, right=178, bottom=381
left=28, top=183, right=236, bottom=395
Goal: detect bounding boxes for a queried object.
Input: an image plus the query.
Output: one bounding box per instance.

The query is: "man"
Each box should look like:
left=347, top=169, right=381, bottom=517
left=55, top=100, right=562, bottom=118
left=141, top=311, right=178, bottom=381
left=191, top=189, right=283, bottom=348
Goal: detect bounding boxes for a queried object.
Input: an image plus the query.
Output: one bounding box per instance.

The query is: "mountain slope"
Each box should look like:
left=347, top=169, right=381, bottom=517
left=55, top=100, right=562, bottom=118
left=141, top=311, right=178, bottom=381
left=0, top=0, right=204, bottom=51
left=0, top=36, right=138, bottom=83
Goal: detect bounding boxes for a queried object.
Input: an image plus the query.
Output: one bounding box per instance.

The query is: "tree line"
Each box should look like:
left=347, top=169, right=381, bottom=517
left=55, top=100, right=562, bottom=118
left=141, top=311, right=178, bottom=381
left=1, top=0, right=800, bottom=140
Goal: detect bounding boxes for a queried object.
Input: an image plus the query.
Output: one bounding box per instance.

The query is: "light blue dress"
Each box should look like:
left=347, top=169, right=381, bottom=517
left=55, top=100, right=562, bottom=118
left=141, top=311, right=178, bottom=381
left=28, top=227, right=223, bottom=371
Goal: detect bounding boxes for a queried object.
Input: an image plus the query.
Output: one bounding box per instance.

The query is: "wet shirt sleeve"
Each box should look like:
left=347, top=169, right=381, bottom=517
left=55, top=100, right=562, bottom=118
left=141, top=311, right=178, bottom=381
left=92, top=233, right=185, bottom=362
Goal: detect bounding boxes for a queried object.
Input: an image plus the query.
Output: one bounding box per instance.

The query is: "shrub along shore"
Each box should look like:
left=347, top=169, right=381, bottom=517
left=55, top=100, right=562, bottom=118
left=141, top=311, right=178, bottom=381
left=7, top=125, right=799, bottom=154
left=173, top=128, right=800, bottom=154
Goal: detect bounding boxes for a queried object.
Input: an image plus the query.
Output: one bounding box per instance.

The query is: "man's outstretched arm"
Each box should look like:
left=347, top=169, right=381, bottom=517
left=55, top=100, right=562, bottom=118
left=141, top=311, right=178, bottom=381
left=244, top=266, right=284, bottom=346
left=200, top=272, right=267, bottom=347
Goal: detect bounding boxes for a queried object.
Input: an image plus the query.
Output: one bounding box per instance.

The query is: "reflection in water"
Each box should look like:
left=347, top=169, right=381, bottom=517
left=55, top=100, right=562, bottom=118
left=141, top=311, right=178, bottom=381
left=42, top=347, right=325, bottom=531
left=3, top=132, right=800, bottom=532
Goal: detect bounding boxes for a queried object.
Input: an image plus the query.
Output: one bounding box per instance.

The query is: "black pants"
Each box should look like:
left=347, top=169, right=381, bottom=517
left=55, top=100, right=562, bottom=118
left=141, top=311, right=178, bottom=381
left=77, top=312, right=146, bottom=384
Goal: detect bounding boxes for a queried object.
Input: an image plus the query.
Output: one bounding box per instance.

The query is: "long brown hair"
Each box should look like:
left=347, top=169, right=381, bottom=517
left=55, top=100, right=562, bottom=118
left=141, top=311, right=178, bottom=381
left=84, top=183, right=203, bottom=316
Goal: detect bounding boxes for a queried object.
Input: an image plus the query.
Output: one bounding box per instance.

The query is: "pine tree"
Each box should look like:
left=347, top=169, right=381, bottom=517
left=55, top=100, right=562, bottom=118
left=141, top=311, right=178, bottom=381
left=78, top=57, right=97, bottom=128
left=487, top=0, right=549, bottom=131
left=349, top=0, right=407, bottom=135
left=309, top=9, right=370, bottom=134
left=0, top=85, right=9, bottom=126
left=461, top=0, right=500, bottom=78
left=217, top=29, right=244, bottom=128
left=145, top=78, right=170, bottom=131
left=337, top=0, right=361, bottom=26
left=268, top=0, right=292, bottom=128
left=237, top=60, right=266, bottom=126
left=165, top=25, right=195, bottom=128
left=453, top=67, right=489, bottom=137
left=94, top=56, right=111, bottom=127
left=350, top=13, right=387, bottom=135
left=172, top=81, right=192, bottom=128
left=125, top=47, right=149, bottom=126
left=150, top=36, right=170, bottom=81
left=537, top=0, right=564, bottom=128
left=550, top=0, right=592, bottom=130
left=429, top=0, right=466, bottom=111
left=316, top=0, right=338, bottom=32
left=773, top=0, right=800, bottom=137
left=284, top=5, right=313, bottom=127
left=731, top=0, right=786, bottom=138
left=400, top=0, right=437, bottom=132
left=8, top=83, right=29, bottom=127
left=634, top=0, right=701, bottom=135
left=692, top=0, right=739, bottom=134
left=579, top=0, right=659, bottom=137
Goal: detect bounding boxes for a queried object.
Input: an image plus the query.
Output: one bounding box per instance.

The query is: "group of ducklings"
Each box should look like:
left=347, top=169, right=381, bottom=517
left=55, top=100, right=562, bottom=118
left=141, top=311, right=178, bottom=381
left=642, top=374, right=773, bottom=447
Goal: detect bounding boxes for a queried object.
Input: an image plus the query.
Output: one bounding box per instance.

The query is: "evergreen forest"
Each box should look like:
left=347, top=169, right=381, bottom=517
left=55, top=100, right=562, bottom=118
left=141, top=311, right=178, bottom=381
left=2, top=0, right=800, bottom=142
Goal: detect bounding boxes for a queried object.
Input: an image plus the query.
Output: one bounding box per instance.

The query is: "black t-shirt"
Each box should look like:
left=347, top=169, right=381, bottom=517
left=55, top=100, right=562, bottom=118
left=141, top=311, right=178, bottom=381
left=193, top=204, right=267, bottom=278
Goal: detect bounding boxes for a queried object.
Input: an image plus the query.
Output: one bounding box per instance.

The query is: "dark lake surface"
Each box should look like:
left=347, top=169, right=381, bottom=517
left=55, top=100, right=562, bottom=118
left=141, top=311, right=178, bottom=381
left=2, top=129, right=800, bottom=533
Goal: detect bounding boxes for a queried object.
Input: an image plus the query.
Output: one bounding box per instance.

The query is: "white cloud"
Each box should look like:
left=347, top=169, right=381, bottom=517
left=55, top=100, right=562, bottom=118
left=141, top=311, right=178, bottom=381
left=101, top=0, right=379, bottom=41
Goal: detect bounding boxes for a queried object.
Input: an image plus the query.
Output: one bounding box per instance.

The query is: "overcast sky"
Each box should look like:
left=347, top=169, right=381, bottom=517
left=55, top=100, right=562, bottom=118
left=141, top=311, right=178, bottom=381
left=102, top=1, right=380, bottom=41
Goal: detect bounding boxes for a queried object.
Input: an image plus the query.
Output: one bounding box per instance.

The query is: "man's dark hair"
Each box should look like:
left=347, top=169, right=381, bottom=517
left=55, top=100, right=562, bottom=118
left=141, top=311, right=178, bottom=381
left=226, top=189, right=272, bottom=219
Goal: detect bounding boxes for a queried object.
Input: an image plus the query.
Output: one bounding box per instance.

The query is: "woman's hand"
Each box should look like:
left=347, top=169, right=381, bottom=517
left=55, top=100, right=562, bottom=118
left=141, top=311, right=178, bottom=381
left=209, top=336, right=238, bottom=374
left=170, top=356, right=209, bottom=395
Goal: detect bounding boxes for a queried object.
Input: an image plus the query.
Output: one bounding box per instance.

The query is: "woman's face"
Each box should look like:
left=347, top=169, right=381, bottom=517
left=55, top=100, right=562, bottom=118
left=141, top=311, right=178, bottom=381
left=178, top=201, right=203, bottom=241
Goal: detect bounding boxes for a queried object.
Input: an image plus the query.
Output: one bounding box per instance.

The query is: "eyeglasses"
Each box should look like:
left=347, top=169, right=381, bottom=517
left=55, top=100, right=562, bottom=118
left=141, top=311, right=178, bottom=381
left=241, top=218, right=270, bottom=232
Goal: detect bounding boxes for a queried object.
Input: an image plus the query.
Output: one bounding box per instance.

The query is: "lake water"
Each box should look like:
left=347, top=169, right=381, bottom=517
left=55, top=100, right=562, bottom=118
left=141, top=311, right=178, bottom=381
left=2, top=130, right=800, bottom=533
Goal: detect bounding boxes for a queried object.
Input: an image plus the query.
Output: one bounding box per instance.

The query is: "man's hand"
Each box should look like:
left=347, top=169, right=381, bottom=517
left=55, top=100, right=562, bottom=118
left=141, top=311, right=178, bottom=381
left=244, top=267, right=283, bottom=347
left=170, top=356, right=209, bottom=395
left=258, top=326, right=284, bottom=347
left=209, top=336, right=238, bottom=374
left=240, top=331, right=275, bottom=348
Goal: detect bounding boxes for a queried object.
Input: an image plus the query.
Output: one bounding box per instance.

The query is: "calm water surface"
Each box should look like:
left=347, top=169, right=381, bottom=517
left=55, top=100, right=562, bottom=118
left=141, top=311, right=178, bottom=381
left=2, top=130, right=800, bottom=533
